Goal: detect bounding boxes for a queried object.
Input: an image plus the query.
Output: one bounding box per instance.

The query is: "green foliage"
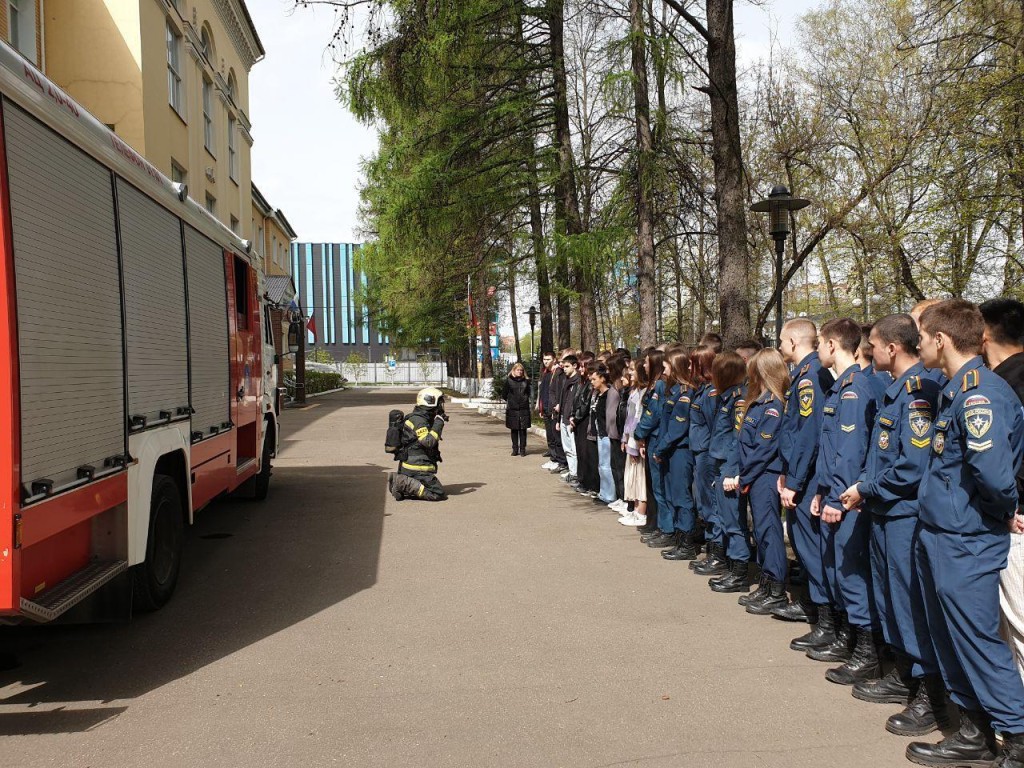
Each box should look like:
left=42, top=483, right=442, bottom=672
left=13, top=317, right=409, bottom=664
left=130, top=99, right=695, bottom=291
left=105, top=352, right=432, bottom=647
left=344, top=351, right=368, bottom=383
left=309, top=348, right=336, bottom=364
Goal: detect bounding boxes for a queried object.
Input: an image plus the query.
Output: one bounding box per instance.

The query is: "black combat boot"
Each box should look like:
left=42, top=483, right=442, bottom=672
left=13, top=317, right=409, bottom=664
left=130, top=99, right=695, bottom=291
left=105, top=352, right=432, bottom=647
left=806, top=611, right=854, bottom=662
left=790, top=604, right=835, bottom=652
left=886, top=675, right=951, bottom=736
left=771, top=599, right=815, bottom=623
left=646, top=530, right=680, bottom=549
left=852, top=652, right=914, bottom=704
left=993, top=732, right=1024, bottom=768
left=825, top=627, right=881, bottom=685
left=746, top=580, right=788, bottom=615
left=693, top=543, right=728, bottom=575
left=738, top=575, right=769, bottom=606
left=662, top=531, right=698, bottom=561
left=640, top=528, right=665, bottom=543
left=906, top=708, right=995, bottom=767
left=710, top=559, right=750, bottom=593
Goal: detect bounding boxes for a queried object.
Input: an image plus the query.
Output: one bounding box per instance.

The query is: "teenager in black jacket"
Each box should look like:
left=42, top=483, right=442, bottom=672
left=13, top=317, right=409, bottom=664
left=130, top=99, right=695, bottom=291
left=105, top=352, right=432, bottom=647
left=505, top=362, right=532, bottom=456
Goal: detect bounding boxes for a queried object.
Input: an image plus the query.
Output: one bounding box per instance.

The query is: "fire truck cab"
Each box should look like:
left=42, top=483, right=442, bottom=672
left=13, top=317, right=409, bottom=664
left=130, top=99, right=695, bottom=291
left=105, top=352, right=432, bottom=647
left=0, top=40, right=279, bottom=622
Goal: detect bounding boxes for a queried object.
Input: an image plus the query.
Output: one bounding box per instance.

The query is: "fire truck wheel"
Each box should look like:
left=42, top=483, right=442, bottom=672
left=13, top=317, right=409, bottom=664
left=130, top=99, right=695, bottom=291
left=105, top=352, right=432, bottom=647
left=254, top=430, right=273, bottom=501
left=133, top=474, right=185, bottom=612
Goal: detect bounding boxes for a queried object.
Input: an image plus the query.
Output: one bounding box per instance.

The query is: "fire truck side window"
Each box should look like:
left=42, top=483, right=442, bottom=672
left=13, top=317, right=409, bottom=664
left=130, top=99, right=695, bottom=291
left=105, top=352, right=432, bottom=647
left=234, top=255, right=249, bottom=330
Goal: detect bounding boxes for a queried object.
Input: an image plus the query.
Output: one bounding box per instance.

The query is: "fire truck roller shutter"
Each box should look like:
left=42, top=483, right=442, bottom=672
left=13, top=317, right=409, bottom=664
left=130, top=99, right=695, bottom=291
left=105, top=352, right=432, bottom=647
left=4, top=101, right=125, bottom=496
left=183, top=226, right=229, bottom=438
left=115, top=179, right=188, bottom=428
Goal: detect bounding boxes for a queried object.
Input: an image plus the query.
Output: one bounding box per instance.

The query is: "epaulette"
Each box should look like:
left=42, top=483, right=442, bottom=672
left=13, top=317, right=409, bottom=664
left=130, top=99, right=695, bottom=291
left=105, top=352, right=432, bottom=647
left=962, top=368, right=980, bottom=392
left=842, top=373, right=855, bottom=387
left=798, top=363, right=810, bottom=376
left=905, top=375, right=921, bottom=395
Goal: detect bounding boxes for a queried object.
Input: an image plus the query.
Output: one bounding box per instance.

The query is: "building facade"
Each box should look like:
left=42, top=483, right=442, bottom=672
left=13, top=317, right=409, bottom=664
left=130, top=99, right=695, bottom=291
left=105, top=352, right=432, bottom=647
left=43, top=0, right=263, bottom=239
left=290, top=242, right=391, bottom=362
left=0, top=0, right=43, bottom=68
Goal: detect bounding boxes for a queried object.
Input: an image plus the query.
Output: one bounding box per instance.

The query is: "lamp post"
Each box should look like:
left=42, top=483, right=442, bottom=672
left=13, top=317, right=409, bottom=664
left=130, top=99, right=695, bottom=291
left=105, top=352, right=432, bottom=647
left=525, top=305, right=538, bottom=397
left=750, top=185, right=810, bottom=347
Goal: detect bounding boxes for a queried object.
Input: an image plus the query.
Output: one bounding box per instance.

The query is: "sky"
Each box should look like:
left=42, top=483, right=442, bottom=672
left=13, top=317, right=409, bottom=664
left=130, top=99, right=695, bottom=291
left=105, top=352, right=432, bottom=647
left=247, top=0, right=823, bottom=246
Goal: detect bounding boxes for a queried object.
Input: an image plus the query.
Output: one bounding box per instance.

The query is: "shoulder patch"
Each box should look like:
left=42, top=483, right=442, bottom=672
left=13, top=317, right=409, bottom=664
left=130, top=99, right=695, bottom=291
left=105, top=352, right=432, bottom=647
left=841, top=391, right=859, bottom=400
left=840, top=424, right=856, bottom=433
left=909, top=399, right=932, bottom=410
left=963, top=394, right=991, bottom=408
left=967, top=439, right=993, bottom=452
left=798, top=378, right=813, bottom=388
left=823, top=405, right=836, bottom=416
left=964, top=403, right=993, bottom=439
left=708, top=388, right=718, bottom=396
left=799, top=386, right=814, bottom=417
left=878, top=416, right=895, bottom=428
left=765, top=407, right=780, bottom=418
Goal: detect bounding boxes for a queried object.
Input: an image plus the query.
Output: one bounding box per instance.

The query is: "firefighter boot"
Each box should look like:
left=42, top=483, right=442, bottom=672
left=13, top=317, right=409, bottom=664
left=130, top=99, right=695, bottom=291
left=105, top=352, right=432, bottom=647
left=662, top=531, right=699, bottom=561
left=906, top=708, right=995, bottom=767
left=390, top=473, right=425, bottom=501
left=825, top=627, right=881, bottom=685
left=806, top=611, right=854, bottom=662
left=710, top=559, right=750, bottom=593
left=886, top=675, right=951, bottom=736
left=738, top=575, right=768, bottom=607
left=746, top=580, right=788, bottom=615
left=693, top=543, right=728, bottom=575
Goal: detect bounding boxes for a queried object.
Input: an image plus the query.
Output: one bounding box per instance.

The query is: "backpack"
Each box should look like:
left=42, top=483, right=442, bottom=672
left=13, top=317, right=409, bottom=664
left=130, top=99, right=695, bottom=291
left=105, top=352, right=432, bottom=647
left=384, top=410, right=406, bottom=460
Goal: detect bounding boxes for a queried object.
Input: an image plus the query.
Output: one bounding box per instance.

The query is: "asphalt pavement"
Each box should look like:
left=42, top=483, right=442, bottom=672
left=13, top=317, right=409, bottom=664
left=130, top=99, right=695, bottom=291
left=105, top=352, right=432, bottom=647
left=0, top=388, right=930, bottom=767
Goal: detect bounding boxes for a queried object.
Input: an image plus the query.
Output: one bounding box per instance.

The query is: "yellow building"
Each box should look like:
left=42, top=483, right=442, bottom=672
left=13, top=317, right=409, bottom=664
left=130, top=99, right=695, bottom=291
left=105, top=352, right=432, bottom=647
left=42, top=0, right=264, bottom=239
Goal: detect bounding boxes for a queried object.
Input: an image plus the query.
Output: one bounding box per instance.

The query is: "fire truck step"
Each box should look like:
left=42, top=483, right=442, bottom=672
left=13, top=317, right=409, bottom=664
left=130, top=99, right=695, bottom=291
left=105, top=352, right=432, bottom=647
left=19, top=559, right=129, bottom=623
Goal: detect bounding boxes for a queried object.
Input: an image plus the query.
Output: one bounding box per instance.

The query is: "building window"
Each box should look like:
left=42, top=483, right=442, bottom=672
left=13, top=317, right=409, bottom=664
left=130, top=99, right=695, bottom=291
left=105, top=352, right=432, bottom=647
left=8, top=0, right=37, bottom=63
left=228, top=115, right=237, bottom=182
left=227, top=71, right=237, bottom=103
left=205, top=193, right=215, bottom=214
left=202, top=78, right=214, bottom=155
left=170, top=160, right=186, bottom=185
left=230, top=215, right=239, bottom=234
left=166, top=22, right=183, bottom=115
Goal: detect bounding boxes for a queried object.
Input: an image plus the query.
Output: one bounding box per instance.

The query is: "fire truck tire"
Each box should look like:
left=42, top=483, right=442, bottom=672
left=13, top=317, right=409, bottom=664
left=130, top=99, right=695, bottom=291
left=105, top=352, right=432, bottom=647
left=254, top=428, right=273, bottom=501
left=133, top=474, right=185, bottom=612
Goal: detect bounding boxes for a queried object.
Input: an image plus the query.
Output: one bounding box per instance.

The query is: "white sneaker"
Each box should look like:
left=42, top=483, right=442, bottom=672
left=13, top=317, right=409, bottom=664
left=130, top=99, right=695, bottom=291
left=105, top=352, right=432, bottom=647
left=609, top=500, right=628, bottom=513
left=618, top=512, right=646, bottom=526
left=560, top=471, right=570, bottom=478
left=541, top=461, right=557, bottom=470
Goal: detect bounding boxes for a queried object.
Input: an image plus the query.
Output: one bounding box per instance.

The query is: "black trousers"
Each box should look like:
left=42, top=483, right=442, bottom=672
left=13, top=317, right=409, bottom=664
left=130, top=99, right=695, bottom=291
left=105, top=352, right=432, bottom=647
left=545, top=415, right=566, bottom=464
left=610, top=438, right=625, bottom=500
left=510, top=428, right=527, bottom=453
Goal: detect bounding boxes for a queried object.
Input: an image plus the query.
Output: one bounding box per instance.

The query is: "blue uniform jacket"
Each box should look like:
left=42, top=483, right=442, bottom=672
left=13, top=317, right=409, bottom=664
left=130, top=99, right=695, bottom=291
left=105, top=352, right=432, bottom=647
left=779, top=352, right=833, bottom=493
left=689, top=383, right=718, bottom=453
left=634, top=379, right=665, bottom=442
left=655, top=384, right=695, bottom=459
left=815, top=364, right=880, bottom=510
left=709, top=384, right=745, bottom=476
left=858, top=362, right=941, bottom=518
left=919, top=357, right=1024, bottom=534
left=652, top=383, right=681, bottom=457
left=738, top=391, right=784, bottom=487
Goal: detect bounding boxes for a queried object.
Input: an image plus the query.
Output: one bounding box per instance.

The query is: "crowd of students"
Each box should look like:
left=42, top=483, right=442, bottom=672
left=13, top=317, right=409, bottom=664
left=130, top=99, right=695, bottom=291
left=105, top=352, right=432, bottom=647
left=531, top=297, right=1024, bottom=768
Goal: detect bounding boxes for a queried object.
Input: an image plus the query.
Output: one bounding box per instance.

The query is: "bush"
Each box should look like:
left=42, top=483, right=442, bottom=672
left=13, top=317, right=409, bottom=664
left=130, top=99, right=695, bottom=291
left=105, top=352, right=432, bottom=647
left=491, top=358, right=512, bottom=401
left=284, top=370, right=344, bottom=396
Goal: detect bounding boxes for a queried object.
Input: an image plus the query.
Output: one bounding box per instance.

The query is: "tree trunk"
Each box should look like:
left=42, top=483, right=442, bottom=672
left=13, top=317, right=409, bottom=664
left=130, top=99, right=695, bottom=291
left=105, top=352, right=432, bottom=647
left=631, top=0, right=658, bottom=346
left=704, top=0, right=751, bottom=346
left=528, top=154, right=554, bottom=355
left=509, top=262, right=522, bottom=361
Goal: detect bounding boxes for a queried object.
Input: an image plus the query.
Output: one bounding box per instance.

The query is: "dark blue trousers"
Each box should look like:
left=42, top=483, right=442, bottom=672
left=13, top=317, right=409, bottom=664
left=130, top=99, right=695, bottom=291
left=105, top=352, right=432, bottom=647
left=749, top=472, right=785, bottom=581
left=822, top=508, right=877, bottom=630
left=650, top=451, right=671, bottom=533
left=666, top=447, right=696, bottom=534
left=917, top=525, right=1024, bottom=732
left=715, top=472, right=750, bottom=562
left=869, top=515, right=936, bottom=678
left=695, top=451, right=721, bottom=544
left=791, top=490, right=828, bottom=605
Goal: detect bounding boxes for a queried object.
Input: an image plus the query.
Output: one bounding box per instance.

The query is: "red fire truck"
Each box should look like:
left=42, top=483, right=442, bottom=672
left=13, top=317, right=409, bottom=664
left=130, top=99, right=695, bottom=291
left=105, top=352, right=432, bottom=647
left=0, top=41, right=280, bottom=622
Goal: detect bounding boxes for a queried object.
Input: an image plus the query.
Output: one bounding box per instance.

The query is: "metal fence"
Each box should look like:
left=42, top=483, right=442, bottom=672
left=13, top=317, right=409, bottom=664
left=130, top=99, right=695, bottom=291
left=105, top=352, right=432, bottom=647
left=319, top=360, right=448, bottom=386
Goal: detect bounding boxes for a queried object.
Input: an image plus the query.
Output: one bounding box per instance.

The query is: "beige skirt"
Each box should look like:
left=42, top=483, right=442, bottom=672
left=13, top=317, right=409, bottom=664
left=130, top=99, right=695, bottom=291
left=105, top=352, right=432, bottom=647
left=624, top=456, right=647, bottom=502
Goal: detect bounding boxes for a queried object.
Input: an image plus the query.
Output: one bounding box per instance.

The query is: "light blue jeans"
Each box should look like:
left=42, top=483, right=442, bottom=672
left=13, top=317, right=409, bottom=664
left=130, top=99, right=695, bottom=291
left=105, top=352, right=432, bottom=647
left=597, top=436, right=616, bottom=502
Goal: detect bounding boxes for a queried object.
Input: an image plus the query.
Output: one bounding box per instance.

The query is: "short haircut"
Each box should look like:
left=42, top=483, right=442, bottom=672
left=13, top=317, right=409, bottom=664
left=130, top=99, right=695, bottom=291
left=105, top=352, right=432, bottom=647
left=820, top=318, right=862, bottom=354
left=872, top=314, right=920, bottom=355
left=919, top=299, right=984, bottom=354
left=911, top=298, right=943, bottom=317
left=579, top=351, right=595, bottom=365
left=542, top=350, right=555, bottom=358
left=711, top=351, right=746, bottom=393
left=615, top=347, right=631, bottom=360
left=782, top=317, right=817, bottom=342
left=734, top=339, right=763, bottom=352
left=562, top=354, right=578, bottom=367
left=979, top=297, right=1024, bottom=347
left=699, top=332, right=723, bottom=353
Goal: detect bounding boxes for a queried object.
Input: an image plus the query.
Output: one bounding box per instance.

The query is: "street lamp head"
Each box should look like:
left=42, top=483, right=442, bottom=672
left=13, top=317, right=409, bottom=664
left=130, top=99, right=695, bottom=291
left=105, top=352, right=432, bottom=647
left=750, top=184, right=811, bottom=240
left=525, top=305, right=538, bottom=330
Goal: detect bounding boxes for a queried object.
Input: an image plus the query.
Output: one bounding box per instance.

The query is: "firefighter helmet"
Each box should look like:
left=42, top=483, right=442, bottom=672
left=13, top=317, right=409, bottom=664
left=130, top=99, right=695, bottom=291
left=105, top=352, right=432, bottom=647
left=416, top=387, right=445, bottom=408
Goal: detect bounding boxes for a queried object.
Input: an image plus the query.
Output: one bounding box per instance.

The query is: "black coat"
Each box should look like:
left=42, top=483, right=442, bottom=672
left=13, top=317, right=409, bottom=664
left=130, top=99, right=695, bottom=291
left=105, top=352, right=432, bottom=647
left=505, top=376, right=532, bottom=429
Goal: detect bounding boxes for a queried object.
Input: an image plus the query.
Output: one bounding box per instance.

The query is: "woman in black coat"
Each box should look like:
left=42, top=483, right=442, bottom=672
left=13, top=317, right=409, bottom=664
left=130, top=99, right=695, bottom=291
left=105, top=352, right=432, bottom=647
left=505, top=362, right=532, bottom=456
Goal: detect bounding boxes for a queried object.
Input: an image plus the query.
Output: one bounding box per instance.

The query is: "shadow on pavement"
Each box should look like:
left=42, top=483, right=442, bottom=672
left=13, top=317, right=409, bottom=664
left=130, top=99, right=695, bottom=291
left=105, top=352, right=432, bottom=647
left=444, top=482, right=485, bottom=496
left=0, top=461, right=386, bottom=735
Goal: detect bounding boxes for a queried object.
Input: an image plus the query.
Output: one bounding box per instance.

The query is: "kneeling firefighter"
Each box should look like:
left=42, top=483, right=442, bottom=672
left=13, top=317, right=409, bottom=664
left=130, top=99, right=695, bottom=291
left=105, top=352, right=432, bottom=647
left=388, top=387, right=449, bottom=501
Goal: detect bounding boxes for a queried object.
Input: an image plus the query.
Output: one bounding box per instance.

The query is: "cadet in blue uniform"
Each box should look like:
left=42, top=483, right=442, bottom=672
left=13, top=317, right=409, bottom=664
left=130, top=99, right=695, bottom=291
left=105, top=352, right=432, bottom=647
left=733, top=349, right=789, bottom=614
left=809, top=318, right=882, bottom=683
left=636, top=348, right=668, bottom=541
left=647, top=349, right=690, bottom=550
left=688, top=347, right=725, bottom=573
left=708, top=351, right=751, bottom=593
left=655, top=347, right=700, bottom=560
left=839, top=314, right=948, bottom=736
left=907, top=300, right=1024, bottom=768
left=776, top=319, right=836, bottom=639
